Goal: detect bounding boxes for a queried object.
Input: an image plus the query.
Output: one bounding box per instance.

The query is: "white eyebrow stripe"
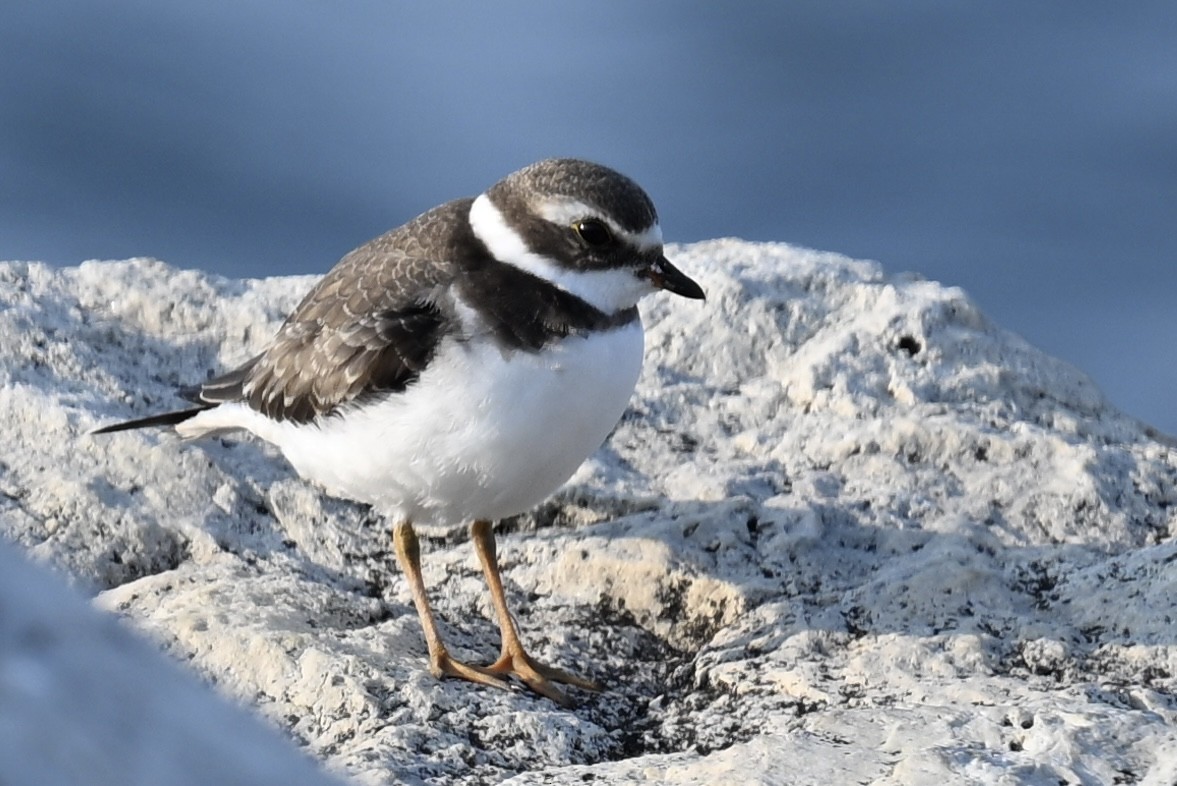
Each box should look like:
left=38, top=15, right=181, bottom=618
left=536, top=197, right=598, bottom=226
left=625, top=222, right=664, bottom=250
left=536, top=196, right=663, bottom=252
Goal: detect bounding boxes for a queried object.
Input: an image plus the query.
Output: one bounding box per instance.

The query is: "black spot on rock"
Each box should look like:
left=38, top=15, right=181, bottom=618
left=896, top=335, right=922, bottom=356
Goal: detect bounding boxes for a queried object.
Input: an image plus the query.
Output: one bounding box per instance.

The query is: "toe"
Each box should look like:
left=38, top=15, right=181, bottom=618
left=431, top=650, right=513, bottom=693
left=484, top=650, right=600, bottom=706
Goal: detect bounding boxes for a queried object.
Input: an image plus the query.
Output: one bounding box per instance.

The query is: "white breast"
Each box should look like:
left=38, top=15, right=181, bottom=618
left=185, top=321, right=644, bottom=526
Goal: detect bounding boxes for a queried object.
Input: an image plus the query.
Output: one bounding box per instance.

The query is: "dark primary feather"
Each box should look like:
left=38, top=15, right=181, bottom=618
left=89, top=406, right=211, bottom=434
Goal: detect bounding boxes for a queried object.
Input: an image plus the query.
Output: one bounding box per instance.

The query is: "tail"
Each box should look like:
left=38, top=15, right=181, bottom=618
left=89, top=406, right=212, bottom=435
left=90, top=354, right=261, bottom=437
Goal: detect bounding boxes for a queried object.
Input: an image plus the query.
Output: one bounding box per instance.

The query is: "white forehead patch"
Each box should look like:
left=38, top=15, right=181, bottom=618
left=470, top=193, right=657, bottom=313
left=536, top=196, right=664, bottom=252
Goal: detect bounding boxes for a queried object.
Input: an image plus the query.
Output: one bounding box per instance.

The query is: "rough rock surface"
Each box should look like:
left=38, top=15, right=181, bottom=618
left=2, top=242, right=1176, bottom=784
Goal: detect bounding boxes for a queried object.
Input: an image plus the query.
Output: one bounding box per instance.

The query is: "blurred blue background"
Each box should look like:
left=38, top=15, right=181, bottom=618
left=2, top=2, right=1174, bottom=433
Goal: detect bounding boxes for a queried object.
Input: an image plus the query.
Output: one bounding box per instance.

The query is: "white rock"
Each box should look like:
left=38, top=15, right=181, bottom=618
left=1, top=242, right=1176, bottom=784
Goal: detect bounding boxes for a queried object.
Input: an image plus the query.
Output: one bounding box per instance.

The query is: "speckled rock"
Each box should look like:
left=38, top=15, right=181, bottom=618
left=2, top=242, right=1176, bottom=784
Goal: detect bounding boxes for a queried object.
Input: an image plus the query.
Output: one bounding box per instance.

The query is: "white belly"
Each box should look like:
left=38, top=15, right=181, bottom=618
left=186, top=322, right=644, bottom=525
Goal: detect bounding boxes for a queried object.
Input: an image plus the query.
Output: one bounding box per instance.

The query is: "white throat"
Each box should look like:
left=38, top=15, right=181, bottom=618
left=469, top=193, right=655, bottom=314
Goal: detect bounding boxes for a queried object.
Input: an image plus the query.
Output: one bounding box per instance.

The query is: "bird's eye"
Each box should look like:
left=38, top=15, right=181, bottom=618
left=574, top=219, right=613, bottom=247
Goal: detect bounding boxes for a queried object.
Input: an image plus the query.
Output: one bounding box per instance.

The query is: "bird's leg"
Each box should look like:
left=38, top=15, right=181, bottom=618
left=470, top=519, right=602, bottom=707
left=391, top=520, right=511, bottom=692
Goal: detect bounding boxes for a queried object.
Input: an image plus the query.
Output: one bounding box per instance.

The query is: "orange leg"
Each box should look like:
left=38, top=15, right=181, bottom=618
left=391, top=520, right=511, bottom=692
left=469, top=519, right=601, bottom=707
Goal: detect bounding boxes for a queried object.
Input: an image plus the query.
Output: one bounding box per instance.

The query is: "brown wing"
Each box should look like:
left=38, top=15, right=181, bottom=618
left=196, top=199, right=470, bottom=424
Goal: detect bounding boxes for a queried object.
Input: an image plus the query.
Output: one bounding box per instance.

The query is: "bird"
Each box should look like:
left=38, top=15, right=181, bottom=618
left=92, top=158, right=705, bottom=707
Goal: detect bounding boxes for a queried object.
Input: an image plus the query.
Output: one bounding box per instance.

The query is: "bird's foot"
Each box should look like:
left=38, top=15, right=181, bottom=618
left=428, top=649, right=513, bottom=693
left=429, top=646, right=597, bottom=707
left=481, top=647, right=602, bottom=708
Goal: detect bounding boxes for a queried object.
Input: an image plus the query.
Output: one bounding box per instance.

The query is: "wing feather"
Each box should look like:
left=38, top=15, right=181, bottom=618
left=197, top=200, right=470, bottom=423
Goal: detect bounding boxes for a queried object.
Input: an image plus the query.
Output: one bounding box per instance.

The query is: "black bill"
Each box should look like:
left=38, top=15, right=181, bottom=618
left=644, top=255, right=706, bottom=300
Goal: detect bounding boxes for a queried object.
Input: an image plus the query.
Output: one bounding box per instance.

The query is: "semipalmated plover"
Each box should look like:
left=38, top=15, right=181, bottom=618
left=94, top=158, right=704, bottom=706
